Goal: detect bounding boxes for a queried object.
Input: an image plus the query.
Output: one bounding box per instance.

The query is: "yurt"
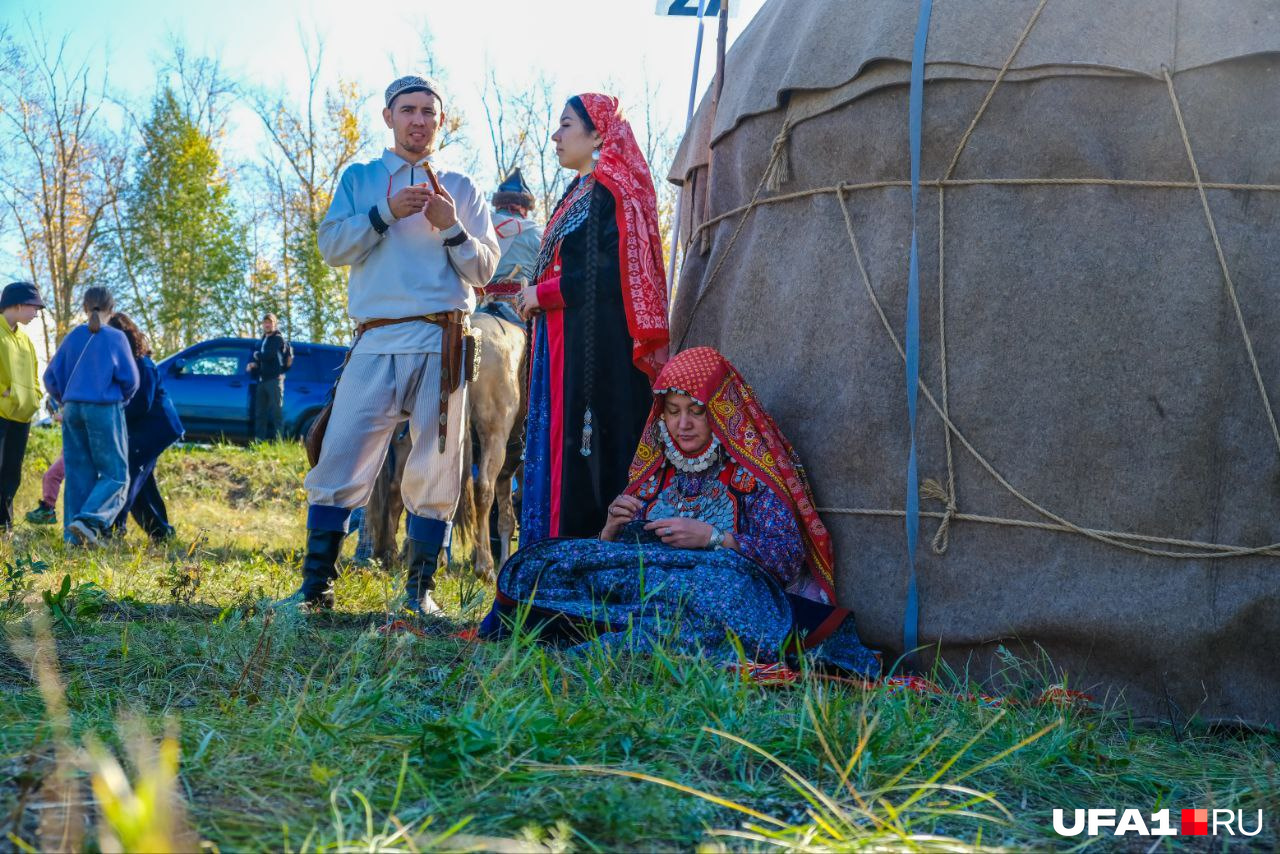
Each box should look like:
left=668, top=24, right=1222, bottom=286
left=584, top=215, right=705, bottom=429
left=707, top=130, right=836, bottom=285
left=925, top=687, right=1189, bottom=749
left=669, top=0, right=1280, bottom=726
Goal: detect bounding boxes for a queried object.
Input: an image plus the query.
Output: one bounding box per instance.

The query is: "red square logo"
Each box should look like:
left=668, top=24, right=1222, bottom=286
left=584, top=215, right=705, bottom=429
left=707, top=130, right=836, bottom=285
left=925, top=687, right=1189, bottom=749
left=1182, top=808, right=1209, bottom=836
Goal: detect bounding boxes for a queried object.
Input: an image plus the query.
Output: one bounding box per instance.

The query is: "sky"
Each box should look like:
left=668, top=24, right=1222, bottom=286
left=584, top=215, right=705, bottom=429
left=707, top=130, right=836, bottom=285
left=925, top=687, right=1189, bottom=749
left=3, top=0, right=765, bottom=180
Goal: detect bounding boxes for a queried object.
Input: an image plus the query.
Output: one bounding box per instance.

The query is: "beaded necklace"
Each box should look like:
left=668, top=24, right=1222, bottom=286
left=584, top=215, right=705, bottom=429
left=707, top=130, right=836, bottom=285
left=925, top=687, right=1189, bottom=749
left=532, top=176, right=595, bottom=281
left=658, top=419, right=721, bottom=473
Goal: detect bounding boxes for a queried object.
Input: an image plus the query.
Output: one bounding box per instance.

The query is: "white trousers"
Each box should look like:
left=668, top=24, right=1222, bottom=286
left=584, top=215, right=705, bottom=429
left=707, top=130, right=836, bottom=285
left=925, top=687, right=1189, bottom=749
left=304, top=352, right=466, bottom=522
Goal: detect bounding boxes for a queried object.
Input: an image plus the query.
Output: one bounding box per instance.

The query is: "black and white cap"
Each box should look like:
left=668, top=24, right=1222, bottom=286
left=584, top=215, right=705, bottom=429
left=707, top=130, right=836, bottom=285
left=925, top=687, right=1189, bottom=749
left=384, top=75, right=443, bottom=109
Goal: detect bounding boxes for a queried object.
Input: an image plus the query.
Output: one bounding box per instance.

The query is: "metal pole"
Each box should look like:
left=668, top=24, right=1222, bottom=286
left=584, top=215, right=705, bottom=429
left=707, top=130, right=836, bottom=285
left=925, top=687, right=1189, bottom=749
left=715, top=0, right=729, bottom=102
left=666, top=0, right=709, bottom=305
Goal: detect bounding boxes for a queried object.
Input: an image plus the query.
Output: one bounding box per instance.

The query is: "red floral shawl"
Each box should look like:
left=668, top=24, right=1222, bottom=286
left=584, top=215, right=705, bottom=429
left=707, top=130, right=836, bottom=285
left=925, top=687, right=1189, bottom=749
left=577, top=93, right=669, bottom=380
left=625, top=347, right=838, bottom=601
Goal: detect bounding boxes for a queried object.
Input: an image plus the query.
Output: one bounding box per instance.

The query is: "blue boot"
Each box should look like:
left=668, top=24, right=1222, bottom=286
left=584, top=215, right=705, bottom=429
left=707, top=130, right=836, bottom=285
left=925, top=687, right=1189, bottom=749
left=404, top=516, right=448, bottom=617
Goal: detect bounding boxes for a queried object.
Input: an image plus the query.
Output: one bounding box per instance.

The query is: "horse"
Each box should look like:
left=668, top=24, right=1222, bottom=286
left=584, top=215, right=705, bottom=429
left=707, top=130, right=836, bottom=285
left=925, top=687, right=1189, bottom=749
left=460, top=306, right=527, bottom=581
left=366, top=306, right=527, bottom=583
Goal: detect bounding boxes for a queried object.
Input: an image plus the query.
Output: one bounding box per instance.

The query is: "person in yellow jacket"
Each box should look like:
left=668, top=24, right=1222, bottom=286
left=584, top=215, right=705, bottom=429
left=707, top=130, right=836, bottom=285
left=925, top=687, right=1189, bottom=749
left=0, top=282, right=46, bottom=530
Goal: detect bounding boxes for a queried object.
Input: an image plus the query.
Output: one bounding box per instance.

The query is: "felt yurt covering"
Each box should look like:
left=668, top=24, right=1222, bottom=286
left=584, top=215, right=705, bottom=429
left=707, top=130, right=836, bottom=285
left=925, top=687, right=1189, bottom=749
left=669, top=0, right=1280, bottom=726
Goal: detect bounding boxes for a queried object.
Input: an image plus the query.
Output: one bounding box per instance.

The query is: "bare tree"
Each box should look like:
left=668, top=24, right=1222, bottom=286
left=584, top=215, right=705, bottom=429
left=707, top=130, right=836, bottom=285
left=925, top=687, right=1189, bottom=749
left=635, top=70, right=681, bottom=260
left=398, top=22, right=482, bottom=178
left=514, top=75, right=571, bottom=217
left=157, top=35, right=237, bottom=139
left=476, top=69, right=570, bottom=220
left=0, top=20, right=125, bottom=342
left=480, top=65, right=527, bottom=183
left=249, top=30, right=370, bottom=342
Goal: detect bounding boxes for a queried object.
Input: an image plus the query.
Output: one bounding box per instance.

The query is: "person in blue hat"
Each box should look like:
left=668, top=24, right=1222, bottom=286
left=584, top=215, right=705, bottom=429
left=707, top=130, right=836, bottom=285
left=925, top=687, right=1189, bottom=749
left=0, top=281, right=46, bottom=530
left=477, top=167, right=543, bottom=325
left=491, top=169, right=543, bottom=282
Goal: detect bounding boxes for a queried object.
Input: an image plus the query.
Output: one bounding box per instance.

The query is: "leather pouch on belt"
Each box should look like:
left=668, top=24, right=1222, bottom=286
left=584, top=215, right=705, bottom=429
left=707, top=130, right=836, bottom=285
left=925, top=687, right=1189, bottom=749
left=463, top=328, right=481, bottom=383
left=442, top=315, right=465, bottom=394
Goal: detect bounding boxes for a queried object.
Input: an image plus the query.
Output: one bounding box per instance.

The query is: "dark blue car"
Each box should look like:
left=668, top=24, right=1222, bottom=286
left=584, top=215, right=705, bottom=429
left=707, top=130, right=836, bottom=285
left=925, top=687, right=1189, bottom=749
left=157, top=338, right=347, bottom=443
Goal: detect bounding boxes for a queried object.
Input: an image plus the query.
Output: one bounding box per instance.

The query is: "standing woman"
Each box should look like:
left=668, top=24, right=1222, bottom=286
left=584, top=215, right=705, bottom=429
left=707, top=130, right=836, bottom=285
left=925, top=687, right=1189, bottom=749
left=0, top=282, right=47, bottom=530
left=43, top=287, right=139, bottom=547
left=517, top=94, right=669, bottom=542
left=107, top=313, right=182, bottom=541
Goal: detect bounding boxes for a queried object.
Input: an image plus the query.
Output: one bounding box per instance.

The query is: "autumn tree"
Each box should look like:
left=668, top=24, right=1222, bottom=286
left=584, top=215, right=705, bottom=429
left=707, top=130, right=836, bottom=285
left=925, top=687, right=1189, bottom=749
left=251, top=33, right=369, bottom=343
left=0, top=22, right=125, bottom=343
left=115, top=88, right=245, bottom=353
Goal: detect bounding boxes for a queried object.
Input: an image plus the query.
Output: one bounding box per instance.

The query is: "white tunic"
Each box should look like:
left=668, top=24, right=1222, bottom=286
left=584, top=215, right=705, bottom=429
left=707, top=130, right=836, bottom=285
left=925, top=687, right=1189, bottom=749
left=317, top=149, right=500, bottom=354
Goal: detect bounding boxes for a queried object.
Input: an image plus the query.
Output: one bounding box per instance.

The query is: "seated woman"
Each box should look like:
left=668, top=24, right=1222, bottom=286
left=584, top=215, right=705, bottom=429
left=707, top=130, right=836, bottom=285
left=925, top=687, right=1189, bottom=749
left=482, top=347, right=879, bottom=676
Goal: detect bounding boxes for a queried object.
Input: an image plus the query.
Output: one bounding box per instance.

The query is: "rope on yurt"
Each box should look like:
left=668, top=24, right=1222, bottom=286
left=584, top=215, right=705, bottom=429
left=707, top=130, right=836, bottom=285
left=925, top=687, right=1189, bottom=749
left=690, top=177, right=1280, bottom=240
left=763, top=117, right=794, bottom=193
left=1163, top=65, right=1280, bottom=461
left=932, top=0, right=1051, bottom=554
left=832, top=183, right=1280, bottom=560
left=816, top=506, right=1280, bottom=558
left=679, top=2, right=1280, bottom=563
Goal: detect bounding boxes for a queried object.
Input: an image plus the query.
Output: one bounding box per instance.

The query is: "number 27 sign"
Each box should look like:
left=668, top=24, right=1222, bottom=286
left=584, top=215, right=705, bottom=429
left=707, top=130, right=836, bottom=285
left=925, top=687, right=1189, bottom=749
left=656, top=0, right=739, bottom=16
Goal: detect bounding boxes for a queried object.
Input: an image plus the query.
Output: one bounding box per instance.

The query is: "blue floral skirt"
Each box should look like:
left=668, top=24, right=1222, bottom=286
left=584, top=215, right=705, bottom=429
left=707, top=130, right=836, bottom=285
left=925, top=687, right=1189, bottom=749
left=479, top=524, right=880, bottom=677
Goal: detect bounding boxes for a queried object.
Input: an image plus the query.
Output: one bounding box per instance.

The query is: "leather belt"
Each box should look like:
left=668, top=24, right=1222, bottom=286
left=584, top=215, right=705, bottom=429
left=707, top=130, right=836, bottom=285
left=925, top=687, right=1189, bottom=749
left=354, top=311, right=453, bottom=337
left=353, top=311, right=467, bottom=452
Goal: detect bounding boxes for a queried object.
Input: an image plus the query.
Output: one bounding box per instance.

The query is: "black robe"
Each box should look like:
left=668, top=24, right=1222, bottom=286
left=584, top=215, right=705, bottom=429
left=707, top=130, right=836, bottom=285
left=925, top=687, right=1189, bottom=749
left=532, top=182, right=653, bottom=539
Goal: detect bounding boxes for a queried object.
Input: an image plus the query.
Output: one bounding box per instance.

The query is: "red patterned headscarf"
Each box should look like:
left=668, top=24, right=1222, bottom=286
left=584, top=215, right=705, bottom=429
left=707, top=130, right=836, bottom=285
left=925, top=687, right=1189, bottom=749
left=625, top=347, right=838, bottom=601
left=578, top=93, right=669, bottom=380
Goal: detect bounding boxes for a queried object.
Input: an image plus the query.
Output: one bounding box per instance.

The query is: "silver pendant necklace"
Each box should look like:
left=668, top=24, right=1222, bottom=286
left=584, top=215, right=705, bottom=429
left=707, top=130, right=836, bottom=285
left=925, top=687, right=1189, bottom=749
left=658, top=420, right=721, bottom=473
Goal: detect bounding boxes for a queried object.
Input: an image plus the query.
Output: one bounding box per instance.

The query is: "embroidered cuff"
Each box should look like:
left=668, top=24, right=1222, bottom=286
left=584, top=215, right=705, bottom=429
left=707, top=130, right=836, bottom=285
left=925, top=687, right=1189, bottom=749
left=536, top=276, right=565, bottom=310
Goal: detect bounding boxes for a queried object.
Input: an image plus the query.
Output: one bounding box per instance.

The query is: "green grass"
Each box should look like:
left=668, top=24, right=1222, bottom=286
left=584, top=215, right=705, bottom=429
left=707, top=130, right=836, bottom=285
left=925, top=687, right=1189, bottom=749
left=2, top=429, right=1277, bottom=851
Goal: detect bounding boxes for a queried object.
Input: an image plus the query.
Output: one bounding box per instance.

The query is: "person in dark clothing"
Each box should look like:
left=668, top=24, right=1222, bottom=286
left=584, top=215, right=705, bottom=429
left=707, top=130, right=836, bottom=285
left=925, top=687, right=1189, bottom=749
left=107, top=313, right=183, bottom=541
left=248, top=312, right=292, bottom=441
left=516, top=93, right=669, bottom=543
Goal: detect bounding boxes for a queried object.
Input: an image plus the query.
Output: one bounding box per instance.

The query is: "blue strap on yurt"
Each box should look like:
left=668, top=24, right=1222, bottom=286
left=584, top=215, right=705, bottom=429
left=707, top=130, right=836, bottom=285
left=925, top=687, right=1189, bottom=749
left=903, top=0, right=934, bottom=665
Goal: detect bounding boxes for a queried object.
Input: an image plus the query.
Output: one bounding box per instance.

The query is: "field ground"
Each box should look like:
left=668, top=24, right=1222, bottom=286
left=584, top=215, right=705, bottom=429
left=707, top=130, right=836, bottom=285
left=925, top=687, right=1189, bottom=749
left=2, top=429, right=1277, bottom=851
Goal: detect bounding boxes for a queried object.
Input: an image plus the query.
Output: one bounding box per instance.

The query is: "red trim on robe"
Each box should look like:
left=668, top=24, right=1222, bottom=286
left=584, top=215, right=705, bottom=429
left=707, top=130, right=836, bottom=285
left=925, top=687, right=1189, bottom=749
left=547, top=305, right=566, bottom=537
left=536, top=276, right=565, bottom=311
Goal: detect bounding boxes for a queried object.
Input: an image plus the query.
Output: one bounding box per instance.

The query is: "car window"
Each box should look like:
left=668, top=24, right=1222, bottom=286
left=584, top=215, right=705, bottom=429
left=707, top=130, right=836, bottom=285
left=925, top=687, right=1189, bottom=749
left=185, top=348, right=245, bottom=376
left=287, top=347, right=317, bottom=383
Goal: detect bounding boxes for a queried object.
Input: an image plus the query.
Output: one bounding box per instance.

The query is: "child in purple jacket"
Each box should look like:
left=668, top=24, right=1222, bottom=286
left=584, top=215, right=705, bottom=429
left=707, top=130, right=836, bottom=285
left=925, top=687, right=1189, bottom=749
left=43, top=287, right=138, bottom=546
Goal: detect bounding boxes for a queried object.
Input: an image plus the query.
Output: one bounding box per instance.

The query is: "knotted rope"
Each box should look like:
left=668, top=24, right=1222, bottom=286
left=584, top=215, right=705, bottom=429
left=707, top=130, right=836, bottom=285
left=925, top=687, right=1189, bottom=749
left=763, top=117, right=794, bottom=193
